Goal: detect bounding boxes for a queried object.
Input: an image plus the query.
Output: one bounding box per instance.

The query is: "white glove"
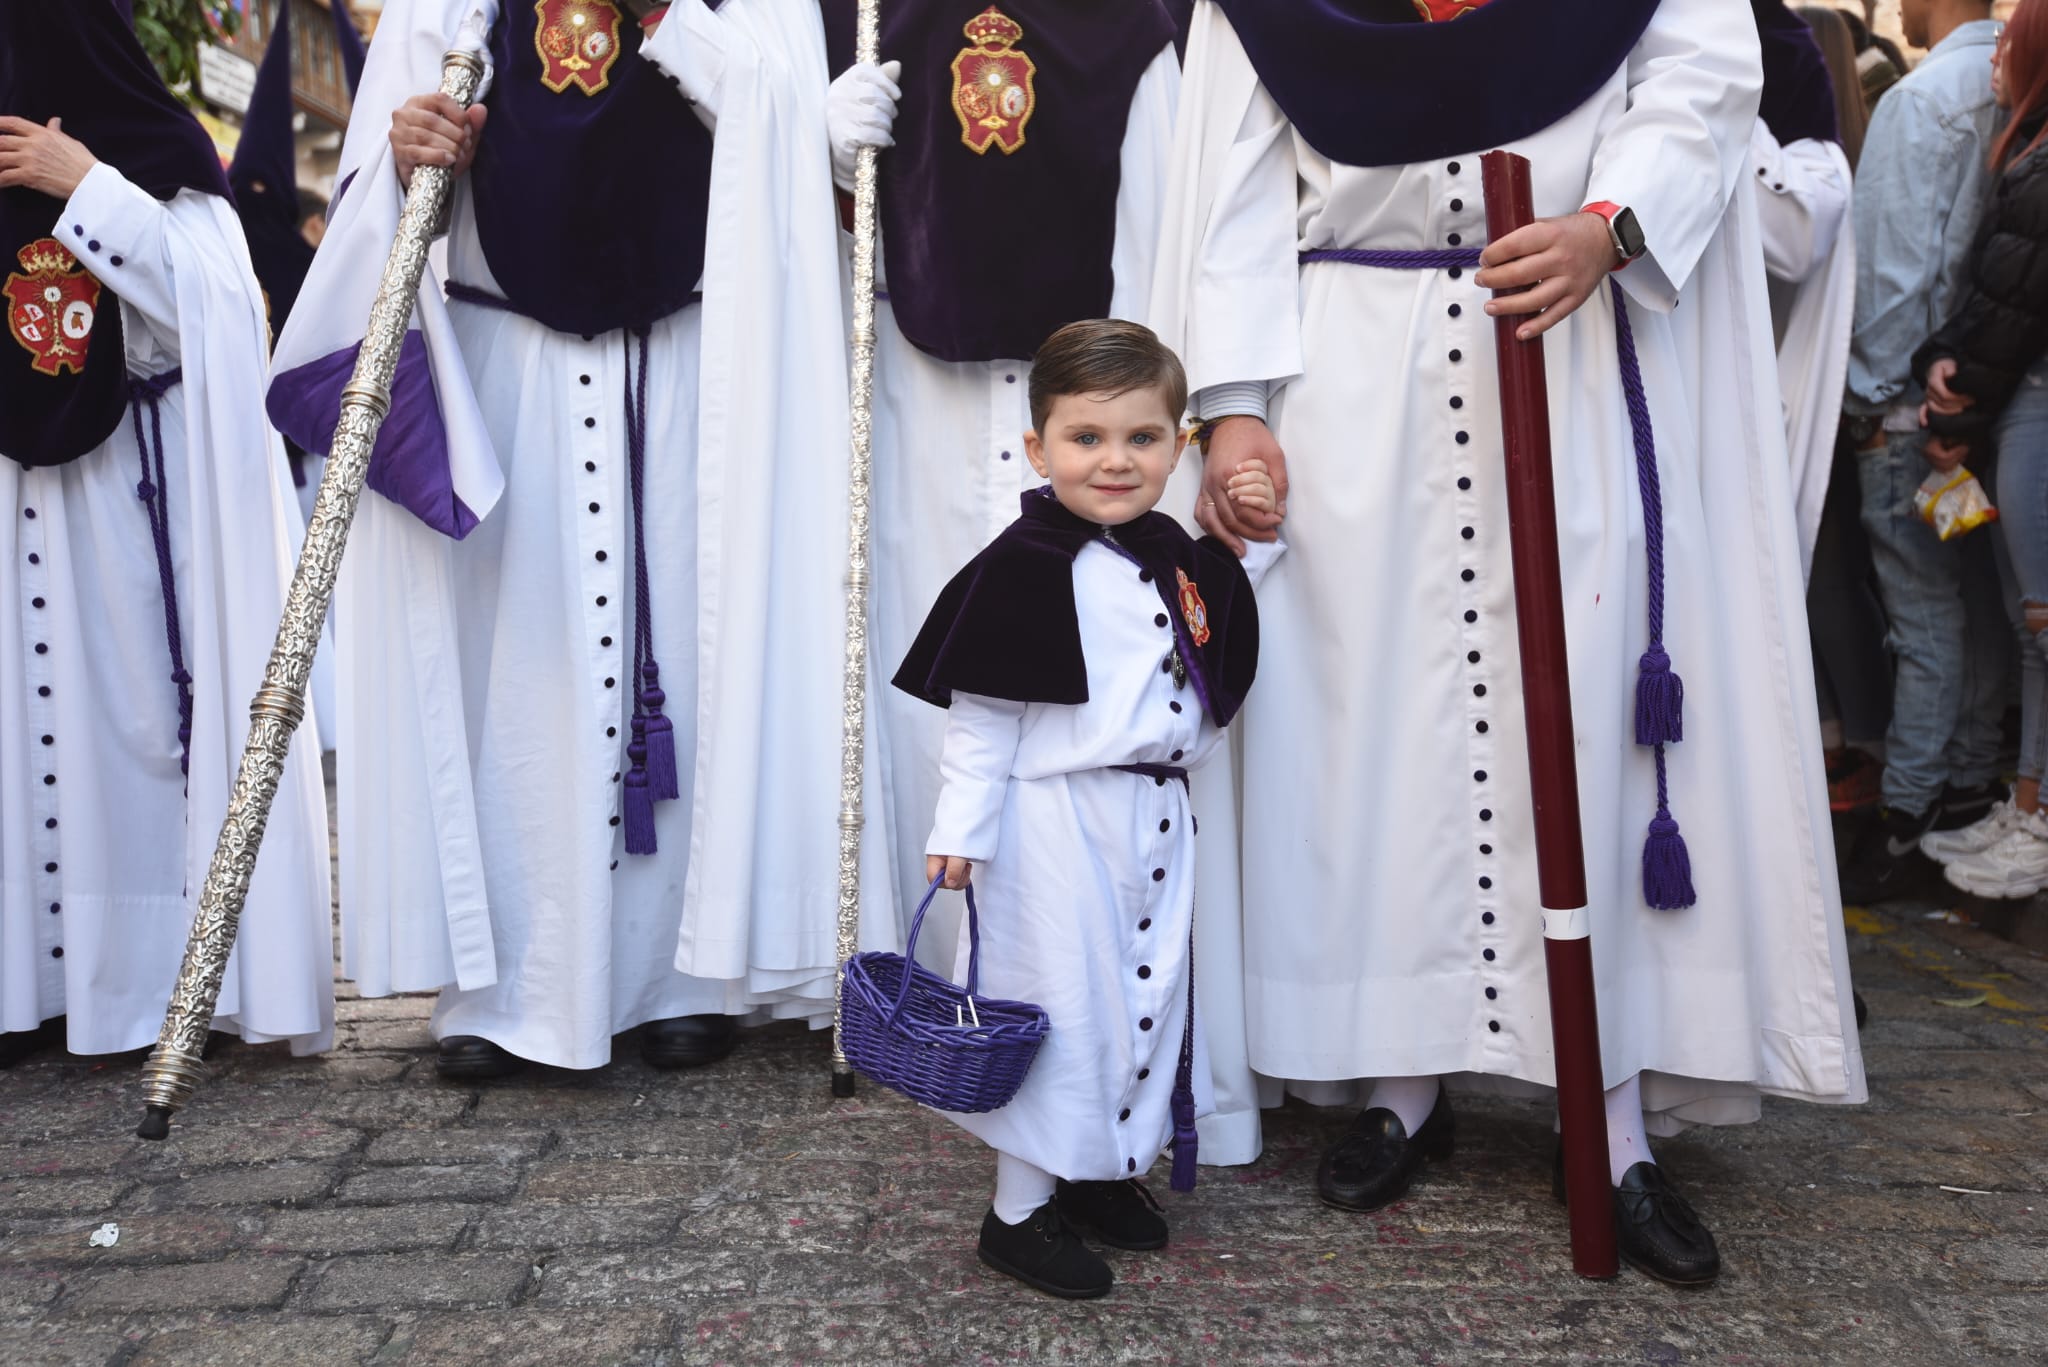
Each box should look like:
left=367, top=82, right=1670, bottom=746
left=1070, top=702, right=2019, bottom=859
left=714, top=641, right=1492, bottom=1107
left=828, top=60, right=902, bottom=192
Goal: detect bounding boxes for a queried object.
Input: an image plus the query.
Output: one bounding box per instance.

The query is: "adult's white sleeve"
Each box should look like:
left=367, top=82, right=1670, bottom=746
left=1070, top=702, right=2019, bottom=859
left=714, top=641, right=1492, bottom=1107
left=1108, top=45, right=1182, bottom=323
left=1585, top=0, right=1763, bottom=311
left=60, top=163, right=188, bottom=355
left=1750, top=123, right=1851, bottom=285
left=926, top=693, right=1026, bottom=864
left=642, top=2, right=728, bottom=130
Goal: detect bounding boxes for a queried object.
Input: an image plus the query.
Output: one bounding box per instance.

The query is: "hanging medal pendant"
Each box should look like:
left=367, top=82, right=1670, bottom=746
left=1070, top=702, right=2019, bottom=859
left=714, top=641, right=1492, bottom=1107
left=1169, top=646, right=1187, bottom=691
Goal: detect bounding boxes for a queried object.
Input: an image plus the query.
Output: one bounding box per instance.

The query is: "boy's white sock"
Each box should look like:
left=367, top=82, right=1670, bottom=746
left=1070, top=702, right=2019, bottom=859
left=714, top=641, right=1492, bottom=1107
left=1364, top=1074, right=1441, bottom=1134
left=1604, top=1072, right=1653, bottom=1185
left=992, top=1151, right=1058, bottom=1225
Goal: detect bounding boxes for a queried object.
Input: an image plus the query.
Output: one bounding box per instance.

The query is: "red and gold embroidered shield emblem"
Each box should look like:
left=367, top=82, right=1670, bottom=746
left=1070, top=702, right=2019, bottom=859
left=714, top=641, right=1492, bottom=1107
left=5, top=238, right=101, bottom=378
left=1176, top=569, right=1212, bottom=648
left=1413, top=0, right=1487, bottom=18
left=951, top=7, right=1036, bottom=155
left=535, top=0, right=624, bottom=95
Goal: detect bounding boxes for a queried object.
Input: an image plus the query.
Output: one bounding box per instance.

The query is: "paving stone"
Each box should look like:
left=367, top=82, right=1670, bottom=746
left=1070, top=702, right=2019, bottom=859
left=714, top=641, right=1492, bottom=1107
left=0, top=1139, right=151, bottom=1179
left=678, top=1200, right=871, bottom=1252
left=0, top=1321, right=137, bottom=1367
left=0, top=1213, right=252, bottom=1268
left=134, top=1165, right=339, bottom=1210
left=256, top=1203, right=474, bottom=1257
left=1888, top=1078, right=2042, bottom=1114
left=126, top=1315, right=393, bottom=1367
left=673, top=1303, right=931, bottom=1363
left=132, top=1121, right=363, bottom=1171
left=1912, top=1292, right=2048, bottom=1359
left=548, top=1120, right=749, bottom=1163
left=334, top=1163, right=521, bottom=1205
left=1946, top=1238, right=2048, bottom=1287
left=58, top=1258, right=304, bottom=1315
left=297, top=1253, right=530, bottom=1312
left=362, top=1128, right=552, bottom=1166
left=532, top=1250, right=756, bottom=1305
left=521, top=1159, right=717, bottom=1205
left=0, top=1175, right=133, bottom=1219
left=390, top=1309, right=670, bottom=1366
left=0, top=1269, right=65, bottom=1314
left=470, top=1202, right=679, bottom=1254
left=309, top=1088, right=472, bottom=1128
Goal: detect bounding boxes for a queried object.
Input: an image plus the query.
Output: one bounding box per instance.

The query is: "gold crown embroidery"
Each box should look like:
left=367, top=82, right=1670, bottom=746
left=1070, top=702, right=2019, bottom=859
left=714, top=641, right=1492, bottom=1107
left=951, top=7, right=1036, bottom=155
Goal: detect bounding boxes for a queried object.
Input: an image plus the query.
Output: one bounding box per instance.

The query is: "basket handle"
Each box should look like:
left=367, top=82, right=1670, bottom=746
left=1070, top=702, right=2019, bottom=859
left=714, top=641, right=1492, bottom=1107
left=890, top=872, right=983, bottom=1025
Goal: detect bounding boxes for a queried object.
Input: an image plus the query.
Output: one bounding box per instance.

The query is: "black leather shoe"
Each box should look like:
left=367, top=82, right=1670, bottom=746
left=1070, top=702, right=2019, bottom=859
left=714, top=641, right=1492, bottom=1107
left=1613, top=1161, right=1720, bottom=1287
left=978, top=1201, right=1113, bottom=1299
left=1317, top=1089, right=1455, bottom=1212
left=1854, top=990, right=1869, bottom=1030
left=640, top=1014, right=739, bottom=1069
left=435, top=1035, right=526, bottom=1080
left=1055, top=1178, right=1169, bottom=1251
left=0, top=1016, right=63, bottom=1069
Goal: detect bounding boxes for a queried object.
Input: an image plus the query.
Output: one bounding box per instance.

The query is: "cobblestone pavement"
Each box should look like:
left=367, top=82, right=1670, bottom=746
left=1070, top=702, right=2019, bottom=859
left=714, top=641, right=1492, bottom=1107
left=6, top=881, right=2048, bottom=1362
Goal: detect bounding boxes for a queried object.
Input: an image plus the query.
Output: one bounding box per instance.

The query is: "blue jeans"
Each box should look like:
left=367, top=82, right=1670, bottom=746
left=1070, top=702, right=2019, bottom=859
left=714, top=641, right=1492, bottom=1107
left=1857, top=430, right=2010, bottom=814
left=1995, top=358, right=2048, bottom=785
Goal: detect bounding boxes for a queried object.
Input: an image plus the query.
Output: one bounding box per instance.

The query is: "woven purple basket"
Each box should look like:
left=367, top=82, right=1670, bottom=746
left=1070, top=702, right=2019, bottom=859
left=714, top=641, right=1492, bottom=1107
left=841, top=874, right=1050, bottom=1113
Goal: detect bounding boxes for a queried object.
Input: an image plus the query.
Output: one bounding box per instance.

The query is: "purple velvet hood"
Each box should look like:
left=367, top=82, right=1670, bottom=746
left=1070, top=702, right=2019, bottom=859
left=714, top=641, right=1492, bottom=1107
left=1754, top=0, right=1838, bottom=148
left=1, top=1, right=230, bottom=469
left=895, top=486, right=1260, bottom=728
left=824, top=1, right=1175, bottom=363
left=1214, top=0, right=1660, bottom=168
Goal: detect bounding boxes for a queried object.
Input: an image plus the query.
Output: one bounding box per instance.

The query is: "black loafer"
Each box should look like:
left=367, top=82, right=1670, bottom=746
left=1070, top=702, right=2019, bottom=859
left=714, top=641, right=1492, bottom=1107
left=1317, top=1089, right=1455, bottom=1212
left=435, top=1035, right=526, bottom=1080
left=0, top=1016, right=64, bottom=1069
left=1613, top=1161, right=1720, bottom=1287
left=1055, top=1178, right=1169, bottom=1251
left=978, top=1200, right=1113, bottom=1299
left=640, top=1014, right=739, bottom=1069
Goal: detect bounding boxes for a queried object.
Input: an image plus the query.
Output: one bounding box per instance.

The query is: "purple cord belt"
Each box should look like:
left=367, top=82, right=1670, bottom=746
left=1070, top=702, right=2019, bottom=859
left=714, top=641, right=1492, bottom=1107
left=129, top=367, right=191, bottom=781
left=446, top=283, right=682, bottom=855
left=1300, top=247, right=1693, bottom=910
left=1110, top=761, right=1200, bottom=1192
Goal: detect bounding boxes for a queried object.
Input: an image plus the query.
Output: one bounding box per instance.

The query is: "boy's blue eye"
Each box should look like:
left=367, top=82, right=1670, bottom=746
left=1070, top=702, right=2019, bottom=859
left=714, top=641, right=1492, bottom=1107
left=1132, top=433, right=1154, bottom=447
left=1076, top=433, right=1099, bottom=446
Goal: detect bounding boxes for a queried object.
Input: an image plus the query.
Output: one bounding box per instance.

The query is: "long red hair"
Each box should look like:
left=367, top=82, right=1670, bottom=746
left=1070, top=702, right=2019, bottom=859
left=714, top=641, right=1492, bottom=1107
left=1995, top=0, right=2048, bottom=170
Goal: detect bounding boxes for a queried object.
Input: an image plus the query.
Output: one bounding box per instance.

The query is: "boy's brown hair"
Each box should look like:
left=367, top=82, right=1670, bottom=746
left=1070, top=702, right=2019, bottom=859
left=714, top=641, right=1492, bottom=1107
left=1028, top=319, right=1189, bottom=433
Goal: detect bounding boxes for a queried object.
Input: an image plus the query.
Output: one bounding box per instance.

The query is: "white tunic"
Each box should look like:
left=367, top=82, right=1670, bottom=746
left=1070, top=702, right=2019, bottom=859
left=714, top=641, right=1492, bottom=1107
left=1, top=165, right=333, bottom=1055
left=1751, top=120, right=1855, bottom=579
left=283, top=0, right=885, bottom=1069
left=925, top=531, right=1278, bottom=1180
left=862, top=44, right=1214, bottom=1127
left=1152, top=2, right=1865, bottom=1130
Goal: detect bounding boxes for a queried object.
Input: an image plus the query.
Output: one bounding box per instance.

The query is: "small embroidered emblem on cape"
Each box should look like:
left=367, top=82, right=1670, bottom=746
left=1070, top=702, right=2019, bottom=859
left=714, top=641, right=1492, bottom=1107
left=5, top=238, right=100, bottom=378
left=1176, top=569, right=1212, bottom=647
left=536, top=0, right=624, bottom=95
left=1413, top=0, right=1489, bottom=18
left=951, top=7, right=1036, bottom=155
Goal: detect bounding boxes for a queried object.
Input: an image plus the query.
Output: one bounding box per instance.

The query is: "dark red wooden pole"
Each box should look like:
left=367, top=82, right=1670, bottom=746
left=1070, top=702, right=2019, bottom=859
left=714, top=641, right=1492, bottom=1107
left=1480, top=150, right=1618, bottom=1280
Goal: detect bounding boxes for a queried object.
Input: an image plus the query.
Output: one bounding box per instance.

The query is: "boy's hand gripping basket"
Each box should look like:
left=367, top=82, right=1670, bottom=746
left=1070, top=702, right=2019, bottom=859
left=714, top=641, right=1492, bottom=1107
left=840, top=875, right=1050, bottom=1113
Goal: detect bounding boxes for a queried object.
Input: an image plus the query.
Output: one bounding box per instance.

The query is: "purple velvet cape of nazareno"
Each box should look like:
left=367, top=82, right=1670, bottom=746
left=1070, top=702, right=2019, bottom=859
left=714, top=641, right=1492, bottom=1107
left=0, top=1, right=230, bottom=469
left=466, top=0, right=717, bottom=335
left=894, top=487, right=1258, bottom=729
left=822, top=0, right=1175, bottom=363
left=1753, top=0, right=1839, bottom=149
left=1212, top=0, right=1660, bottom=168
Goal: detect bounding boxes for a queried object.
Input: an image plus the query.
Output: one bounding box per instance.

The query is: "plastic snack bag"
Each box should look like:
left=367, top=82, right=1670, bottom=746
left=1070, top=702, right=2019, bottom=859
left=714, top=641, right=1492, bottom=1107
left=1914, top=466, right=1999, bottom=541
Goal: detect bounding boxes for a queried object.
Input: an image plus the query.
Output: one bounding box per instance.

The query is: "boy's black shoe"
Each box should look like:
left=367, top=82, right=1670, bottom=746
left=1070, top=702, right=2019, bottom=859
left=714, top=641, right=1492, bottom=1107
left=978, top=1201, right=1113, bottom=1299
left=1613, top=1162, right=1720, bottom=1287
left=1933, top=780, right=2007, bottom=832
left=1055, top=1178, right=1169, bottom=1251
left=1836, top=804, right=1937, bottom=906
left=1317, top=1089, right=1455, bottom=1212
left=0, top=1016, right=63, bottom=1069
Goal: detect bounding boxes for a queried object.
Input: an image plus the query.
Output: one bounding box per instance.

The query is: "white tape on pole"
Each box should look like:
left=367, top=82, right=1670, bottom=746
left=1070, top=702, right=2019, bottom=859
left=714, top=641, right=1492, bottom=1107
left=1541, top=903, right=1591, bottom=941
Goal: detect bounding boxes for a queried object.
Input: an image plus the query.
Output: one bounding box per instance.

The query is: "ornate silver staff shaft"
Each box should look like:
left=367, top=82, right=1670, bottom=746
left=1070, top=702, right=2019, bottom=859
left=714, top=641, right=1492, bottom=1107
left=136, top=48, right=488, bottom=1141
left=833, top=0, right=883, bottom=1099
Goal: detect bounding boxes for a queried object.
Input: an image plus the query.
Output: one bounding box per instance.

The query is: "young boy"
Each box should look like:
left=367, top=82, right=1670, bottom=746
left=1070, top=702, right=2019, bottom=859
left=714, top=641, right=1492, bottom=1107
left=893, top=319, right=1279, bottom=1300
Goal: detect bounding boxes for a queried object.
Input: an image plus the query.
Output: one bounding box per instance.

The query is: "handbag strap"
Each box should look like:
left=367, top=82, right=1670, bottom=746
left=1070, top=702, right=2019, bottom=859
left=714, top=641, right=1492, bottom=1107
left=888, top=873, right=983, bottom=1023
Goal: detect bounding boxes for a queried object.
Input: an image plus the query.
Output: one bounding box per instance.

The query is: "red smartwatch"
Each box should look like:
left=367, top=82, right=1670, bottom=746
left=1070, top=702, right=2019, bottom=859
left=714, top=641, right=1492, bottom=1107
left=1581, top=201, right=1646, bottom=271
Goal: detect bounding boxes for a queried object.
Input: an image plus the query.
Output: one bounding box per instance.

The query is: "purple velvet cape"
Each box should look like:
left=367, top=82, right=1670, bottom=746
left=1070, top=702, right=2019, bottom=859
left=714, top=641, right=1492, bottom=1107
left=894, top=487, right=1259, bottom=729
left=334, top=0, right=368, bottom=95
left=467, top=1, right=716, bottom=335
left=823, top=0, right=1175, bottom=363
left=1754, top=0, right=1838, bottom=148
left=1213, top=0, right=1660, bottom=168
left=0, top=2, right=231, bottom=469
left=231, top=0, right=317, bottom=346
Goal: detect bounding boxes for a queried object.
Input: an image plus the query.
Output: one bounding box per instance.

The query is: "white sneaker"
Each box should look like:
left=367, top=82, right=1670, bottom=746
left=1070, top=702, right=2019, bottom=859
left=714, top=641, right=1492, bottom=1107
left=1921, top=796, right=2019, bottom=864
left=1943, top=810, right=2048, bottom=899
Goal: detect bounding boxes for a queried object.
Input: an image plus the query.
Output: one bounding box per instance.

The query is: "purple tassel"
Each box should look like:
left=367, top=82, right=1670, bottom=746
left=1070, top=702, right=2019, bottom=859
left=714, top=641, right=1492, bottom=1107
left=1642, top=807, right=1696, bottom=910
left=623, top=769, right=658, bottom=855
left=1634, top=646, right=1683, bottom=746
left=639, top=667, right=679, bottom=802
left=1169, top=1088, right=1198, bottom=1193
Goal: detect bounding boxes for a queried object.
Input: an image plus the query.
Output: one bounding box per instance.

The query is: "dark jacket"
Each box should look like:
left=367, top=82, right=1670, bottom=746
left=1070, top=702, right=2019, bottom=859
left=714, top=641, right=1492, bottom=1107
left=1915, top=112, right=2048, bottom=445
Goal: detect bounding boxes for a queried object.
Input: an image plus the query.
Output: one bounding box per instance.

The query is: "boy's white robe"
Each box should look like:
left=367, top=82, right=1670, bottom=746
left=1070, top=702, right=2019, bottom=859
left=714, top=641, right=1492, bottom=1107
left=273, top=0, right=893, bottom=1067
left=927, top=535, right=1278, bottom=1181
left=1751, top=119, right=1856, bottom=580
left=2, top=166, right=333, bottom=1055
left=1151, top=1, right=1864, bottom=1131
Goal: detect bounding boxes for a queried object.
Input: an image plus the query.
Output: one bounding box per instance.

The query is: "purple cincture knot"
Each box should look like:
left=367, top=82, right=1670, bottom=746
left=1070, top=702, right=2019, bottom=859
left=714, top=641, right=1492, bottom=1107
left=130, top=367, right=193, bottom=785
